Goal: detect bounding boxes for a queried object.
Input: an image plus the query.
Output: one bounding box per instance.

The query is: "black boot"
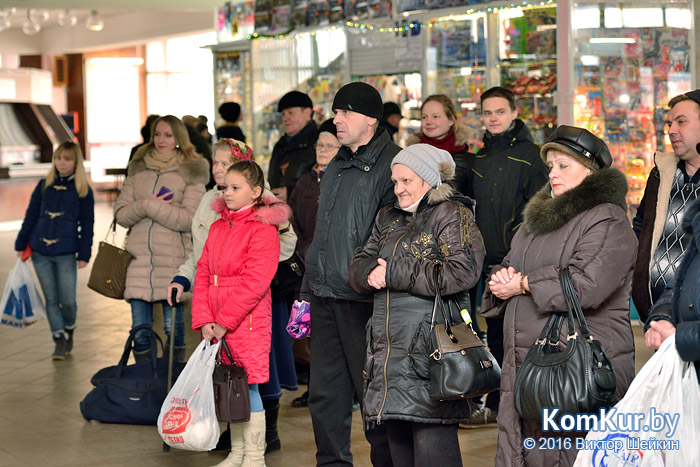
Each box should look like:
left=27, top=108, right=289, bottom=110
left=52, top=332, right=68, bottom=360
left=262, top=398, right=281, bottom=453
left=65, top=328, right=74, bottom=353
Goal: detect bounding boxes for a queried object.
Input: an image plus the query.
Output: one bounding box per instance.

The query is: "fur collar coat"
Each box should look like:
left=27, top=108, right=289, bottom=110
left=480, top=168, right=637, bottom=467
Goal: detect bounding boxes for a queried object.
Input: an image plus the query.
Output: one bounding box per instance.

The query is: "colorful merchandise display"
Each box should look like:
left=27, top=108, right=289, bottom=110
left=498, top=6, right=558, bottom=144
left=572, top=2, right=692, bottom=216
left=427, top=14, right=487, bottom=149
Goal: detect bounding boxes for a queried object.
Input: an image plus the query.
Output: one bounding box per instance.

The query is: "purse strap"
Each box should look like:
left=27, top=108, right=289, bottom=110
left=559, top=268, right=594, bottom=340
left=429, top=264, right=457, bottom=336
left=216, top=338, right=237, bottom=365
left=104, top=216, right=130, bottom=248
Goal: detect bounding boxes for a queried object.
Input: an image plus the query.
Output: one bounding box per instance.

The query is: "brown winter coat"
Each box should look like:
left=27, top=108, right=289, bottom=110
left=480, top=168, right=637, bottom=467
left=114, top=156, right=209, bottom=302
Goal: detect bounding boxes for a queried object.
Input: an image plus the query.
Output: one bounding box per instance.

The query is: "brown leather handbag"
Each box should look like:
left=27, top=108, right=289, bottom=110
left=212, top=339, right=250, bottom=423
left=87, top=219, right=134, bottom=300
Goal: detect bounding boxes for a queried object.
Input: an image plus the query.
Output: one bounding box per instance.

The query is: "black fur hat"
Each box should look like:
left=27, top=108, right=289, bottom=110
left=278, top=91, right=313, bottom=112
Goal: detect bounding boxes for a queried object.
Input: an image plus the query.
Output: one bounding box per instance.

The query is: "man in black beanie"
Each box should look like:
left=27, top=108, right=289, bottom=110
left=305, top=81, right=398, bottom=466
left=635, top=90, right=700, bottom=325
left=268, top=90, right=318, bottom=202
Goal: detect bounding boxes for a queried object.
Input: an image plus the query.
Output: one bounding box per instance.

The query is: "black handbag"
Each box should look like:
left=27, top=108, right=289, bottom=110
left=87, top=219, right=134, bottom=300
left=429, top=266, right=501, bottom=401
left=80, top=324, right=185, bottom=425
left=212, top=339, right=251, bottom=423
left=514, top=269, right=617, bottom=421
left=271, top=251, right=305, bottom=299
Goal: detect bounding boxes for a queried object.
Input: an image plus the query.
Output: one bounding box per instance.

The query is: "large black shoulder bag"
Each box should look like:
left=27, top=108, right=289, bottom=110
left=80, top=324, right=185, bottom=425
left=514, top=269, right=617, bottom=421
left=429, top=265, right=501, bottom=401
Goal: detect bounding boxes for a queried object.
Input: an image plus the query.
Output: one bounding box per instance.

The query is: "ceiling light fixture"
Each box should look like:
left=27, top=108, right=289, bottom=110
left=58, top=9, right=78, bottom=27
left=22, top=10, right=41, bottom=35
left=85, top=10, right=104, bottom=31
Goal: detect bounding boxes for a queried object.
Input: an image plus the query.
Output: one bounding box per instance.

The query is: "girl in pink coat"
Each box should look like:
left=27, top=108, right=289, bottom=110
left=192, top=160, right=291, bottom=466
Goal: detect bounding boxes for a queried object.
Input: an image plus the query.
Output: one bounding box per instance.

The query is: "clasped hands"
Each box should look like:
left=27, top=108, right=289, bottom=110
left=201, top=322, right=227, bottom=341
left=367, top=258, right=387, bottom=290
left=489, top=266, right=526, bottom=300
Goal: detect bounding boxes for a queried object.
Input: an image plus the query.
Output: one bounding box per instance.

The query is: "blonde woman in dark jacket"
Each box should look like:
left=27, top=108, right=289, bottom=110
left=114, top=115, right=208, bottom=361
left=349, top=144, right=485, bottom=466
left=481, top=126, right=637, bottom=467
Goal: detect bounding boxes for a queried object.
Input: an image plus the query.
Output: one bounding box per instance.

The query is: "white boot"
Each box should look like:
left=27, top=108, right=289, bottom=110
left=240, top=411, right=267, bottom=467
left=213, top=422, right=245, bottom=467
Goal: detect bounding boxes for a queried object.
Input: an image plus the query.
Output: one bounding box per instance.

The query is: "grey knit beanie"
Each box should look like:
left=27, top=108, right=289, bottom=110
left=391, top=144, right=456, bottom=188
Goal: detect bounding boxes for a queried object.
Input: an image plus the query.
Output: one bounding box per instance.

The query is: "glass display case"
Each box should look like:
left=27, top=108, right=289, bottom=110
left=252, top=29, right=347, bottom=160
left=571, top=1, right=692, bottom=215
left=354, top=73, right=422, bottom=146
left=426, top=13, right=488, bottom=149
left=497, top=5, right=558, bottom=145
left=214, top=50, right=252, bottom=142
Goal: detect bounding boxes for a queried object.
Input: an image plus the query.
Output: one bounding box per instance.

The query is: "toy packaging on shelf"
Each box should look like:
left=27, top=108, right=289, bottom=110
left=571, top=0, right=693, bottom=220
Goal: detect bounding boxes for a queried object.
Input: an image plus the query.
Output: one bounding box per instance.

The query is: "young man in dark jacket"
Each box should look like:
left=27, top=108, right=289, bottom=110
left=268, top=90, right=318, bottom=202
left=305, top=82, right=399, bottom=466
left=461, top=86, right=549, bottom=425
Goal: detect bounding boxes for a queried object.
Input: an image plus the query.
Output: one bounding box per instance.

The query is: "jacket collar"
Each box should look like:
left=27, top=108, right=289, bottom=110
left=211, top=195, right=292, bottom=226
left=336, top=127, right=391, bottom=170
left=281, top=120, right=318, bottom=150
left=482, top=119, right=533, bottom=149
left=523, top=168, right=628, bottom=236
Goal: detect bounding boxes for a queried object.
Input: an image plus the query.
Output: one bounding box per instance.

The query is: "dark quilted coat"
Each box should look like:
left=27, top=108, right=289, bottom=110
left=349, top=184, right=485, bottom=425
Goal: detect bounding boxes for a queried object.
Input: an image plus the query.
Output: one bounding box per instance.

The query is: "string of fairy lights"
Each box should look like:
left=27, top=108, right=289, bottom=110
left=245, top=0, right=555, bottom=40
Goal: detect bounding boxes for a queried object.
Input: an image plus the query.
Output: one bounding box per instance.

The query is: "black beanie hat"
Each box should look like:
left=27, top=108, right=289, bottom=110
left=540, top=125, right=612, bottom=170
left=332, top=82, right=383, bottom=119
left=278, top=91, right=313, bottom=112
left=317, top=118, right=337, bottom=138
left=383, top=102, right=402, bottom=117
left=219, top=102, right=241, bottom=123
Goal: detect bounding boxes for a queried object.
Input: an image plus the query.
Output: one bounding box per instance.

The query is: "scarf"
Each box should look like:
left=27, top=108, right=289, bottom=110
left=420, top=129, right=466, bottom=155
left=143, top=150, right=180, bottom=174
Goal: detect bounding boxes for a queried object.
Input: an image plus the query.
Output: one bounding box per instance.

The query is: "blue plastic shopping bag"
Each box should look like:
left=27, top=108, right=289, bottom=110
left=1, top=259, right=46, bottom=328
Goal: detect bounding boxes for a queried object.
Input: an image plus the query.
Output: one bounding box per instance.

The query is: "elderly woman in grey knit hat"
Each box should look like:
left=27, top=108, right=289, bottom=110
left=349, top=143, right=485, bottom=466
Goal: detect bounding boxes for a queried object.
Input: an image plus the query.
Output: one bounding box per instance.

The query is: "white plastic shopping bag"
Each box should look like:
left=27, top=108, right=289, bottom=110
left=158, top=339, right=221, bottom=451
left=1, top=259, right=46, bottom=328
left=574, top=335, right=700, bottom=466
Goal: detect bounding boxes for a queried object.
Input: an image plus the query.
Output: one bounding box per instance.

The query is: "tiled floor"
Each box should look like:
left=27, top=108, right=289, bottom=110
left=0, top=201, right=653, bottom=467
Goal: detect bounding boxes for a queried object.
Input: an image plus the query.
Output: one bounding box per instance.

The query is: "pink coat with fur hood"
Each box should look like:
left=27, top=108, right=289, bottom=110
left=191, top=195, right=290, bottom=384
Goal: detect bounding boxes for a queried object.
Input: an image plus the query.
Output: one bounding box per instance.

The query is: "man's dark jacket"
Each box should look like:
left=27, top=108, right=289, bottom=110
left=268, top=120, right=318, bottom=195
left=464, top=119, right=548, bottom=269
left=305, top=127, right=399, bottom=300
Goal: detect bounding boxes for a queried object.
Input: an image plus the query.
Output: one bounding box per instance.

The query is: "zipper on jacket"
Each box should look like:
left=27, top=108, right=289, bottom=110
left=377, top=229, right=408, bottom=424
left=148, top=175, right=161, bottom=302
left=216, top=220, right=234, bottom=314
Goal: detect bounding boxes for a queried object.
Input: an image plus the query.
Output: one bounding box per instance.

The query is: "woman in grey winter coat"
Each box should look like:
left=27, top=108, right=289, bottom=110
left=481, top=126, right=637, bottom=467
left=349, top=144, right=485, bottom=466
left=114, top=115, right=208, bottom=360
